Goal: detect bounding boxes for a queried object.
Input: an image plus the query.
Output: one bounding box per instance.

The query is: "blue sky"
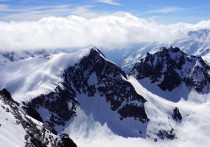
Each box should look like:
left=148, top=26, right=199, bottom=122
left=0, top=0, right=210, bottom=23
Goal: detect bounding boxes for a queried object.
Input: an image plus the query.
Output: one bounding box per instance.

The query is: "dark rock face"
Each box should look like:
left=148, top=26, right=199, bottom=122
left=0, top=88, right=19, bottom=105
left=63, top=48, right=148, bottom=122
left=118, top=104, right=148, bottom=122
left=156, top=129, right=176, bottom=140
left=58, top=134, right=77, bottom=147
left=23, top=106, right=43, bottom=123
left=26, top=84, right=78, bottom=127
left=25, top=48, right=149, bottom=136
left=131, top=47, right=210, bottom=93
left=172, top=107, right=182, bottom=122
left=0, top=89, right=77, bottom=147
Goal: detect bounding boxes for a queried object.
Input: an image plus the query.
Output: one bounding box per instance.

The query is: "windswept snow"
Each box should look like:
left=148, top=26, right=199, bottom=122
left=0, top=48, right=91, bottom=102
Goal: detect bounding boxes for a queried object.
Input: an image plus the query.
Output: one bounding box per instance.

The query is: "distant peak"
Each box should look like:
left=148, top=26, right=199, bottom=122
left=187, top=29, right=210, bottom=38
left=131, top=46, right=210, bottom=95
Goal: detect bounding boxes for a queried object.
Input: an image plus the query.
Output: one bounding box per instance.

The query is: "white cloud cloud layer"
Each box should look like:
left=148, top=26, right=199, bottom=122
left=145, top=7, right=185, bottom=14
left=98, top=0, right=121, bottom=5
left=0, top=12, right=210, bottom=51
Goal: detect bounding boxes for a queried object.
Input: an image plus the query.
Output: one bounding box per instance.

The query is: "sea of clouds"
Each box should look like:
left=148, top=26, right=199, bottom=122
left=0, top=12, right=210, bottom=51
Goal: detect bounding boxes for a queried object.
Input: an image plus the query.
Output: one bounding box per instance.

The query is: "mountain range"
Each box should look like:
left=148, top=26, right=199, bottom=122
left=0, top=29, right=210, bottom=147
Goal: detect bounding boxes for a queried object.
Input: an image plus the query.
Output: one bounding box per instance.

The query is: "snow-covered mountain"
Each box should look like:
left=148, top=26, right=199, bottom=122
left=130, top=46, right=210, bottom=102
left=0, top=45, right=210, bottom=147
left=23, top=48, right=150, bottom=138
left=171, top=29, right=210, bottom=57
left=0, top=88, right=77, bottom=147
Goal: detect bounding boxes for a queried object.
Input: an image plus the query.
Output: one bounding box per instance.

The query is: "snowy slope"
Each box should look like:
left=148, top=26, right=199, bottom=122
left=0, top=48, right=91, bottom=102
left=128, top=76, right=210, bottom=147
left=0, top=94, right=26, bottom=147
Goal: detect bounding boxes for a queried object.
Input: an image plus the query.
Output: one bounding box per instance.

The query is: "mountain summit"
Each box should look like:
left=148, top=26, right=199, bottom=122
left=131, top=46, right=210, bottom=101
left=22, top=47, right=149, bottom=138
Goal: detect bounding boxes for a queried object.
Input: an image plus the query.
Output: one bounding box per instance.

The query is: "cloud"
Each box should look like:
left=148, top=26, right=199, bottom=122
left=98, top=0, right=121, bottom=5
left=146, top=7, right=185, bottom=14
left=0, top=4, right=9, bottom=12
left=0, top=12, right=210, bottom=51
left=0, top=5, right=74, bottom=21
left=0, top=5, right=105, bottom=21
left=70, top=5, right=103, bottom=18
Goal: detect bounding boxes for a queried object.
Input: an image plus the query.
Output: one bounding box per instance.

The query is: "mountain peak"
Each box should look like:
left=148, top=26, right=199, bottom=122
left=23, top=47, right=149, bottom=138
left=131, top=47, right=210, bottom=100
left=160, top=46, right=181, bottom=53
left=89, top=47, right=106, bottom=58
